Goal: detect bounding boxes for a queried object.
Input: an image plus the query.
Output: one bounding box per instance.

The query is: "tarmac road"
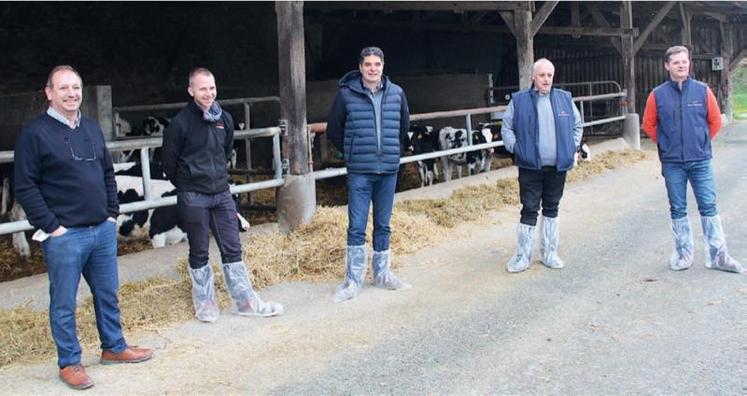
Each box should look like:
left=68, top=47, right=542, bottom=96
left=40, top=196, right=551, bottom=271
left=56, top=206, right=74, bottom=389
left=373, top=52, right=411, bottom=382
left=1, top=123, right=745, bottom=395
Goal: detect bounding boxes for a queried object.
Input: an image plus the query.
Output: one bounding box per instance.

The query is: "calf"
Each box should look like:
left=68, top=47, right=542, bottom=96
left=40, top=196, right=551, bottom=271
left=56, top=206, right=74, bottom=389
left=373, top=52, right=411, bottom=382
left=438, top=127, right=468, bottom=181
left=0, top=164, right=31, bottom=259
left=407, top=125, right=439, bottom=187
left=574, top=139, right=591, bottom=166
left=466, top=128, right=493, bottom=175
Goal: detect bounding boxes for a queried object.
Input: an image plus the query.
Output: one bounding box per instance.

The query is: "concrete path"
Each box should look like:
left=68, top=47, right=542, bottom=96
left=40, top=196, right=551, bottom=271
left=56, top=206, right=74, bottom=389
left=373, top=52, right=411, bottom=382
left=1, top=126, right=745, bottom=395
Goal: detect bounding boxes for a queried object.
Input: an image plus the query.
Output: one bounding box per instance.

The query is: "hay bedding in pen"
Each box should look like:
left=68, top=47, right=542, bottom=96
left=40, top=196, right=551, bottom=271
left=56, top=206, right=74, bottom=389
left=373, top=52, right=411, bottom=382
left=0, top=149, right=647, bottom=368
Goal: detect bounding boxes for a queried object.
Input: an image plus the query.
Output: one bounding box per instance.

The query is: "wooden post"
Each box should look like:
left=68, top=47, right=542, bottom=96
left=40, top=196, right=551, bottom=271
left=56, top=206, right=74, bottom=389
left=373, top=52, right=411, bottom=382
left=515, top=9, right=534, bottom=89
left=277, top=1, right=310, bottom=175
left=720, top=22, right=734, bottom=121
left=620, top=1, right=636, bottom=113
left=275, top=1, right=316, bottom=233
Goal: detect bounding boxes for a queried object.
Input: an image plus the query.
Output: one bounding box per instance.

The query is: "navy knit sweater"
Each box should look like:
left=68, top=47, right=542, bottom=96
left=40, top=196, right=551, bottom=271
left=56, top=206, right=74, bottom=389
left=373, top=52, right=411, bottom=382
left=14, top=114, right=118, bottom=233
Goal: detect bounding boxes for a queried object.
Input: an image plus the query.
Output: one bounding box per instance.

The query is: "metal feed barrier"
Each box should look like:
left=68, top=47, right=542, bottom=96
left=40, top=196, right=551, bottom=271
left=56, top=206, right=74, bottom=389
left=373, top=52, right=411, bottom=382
left=0, top=89, right=626, bottom=236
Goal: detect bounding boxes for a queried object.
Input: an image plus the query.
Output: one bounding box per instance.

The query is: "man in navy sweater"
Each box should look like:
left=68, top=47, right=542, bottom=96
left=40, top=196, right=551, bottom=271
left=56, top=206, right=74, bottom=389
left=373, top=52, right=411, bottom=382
left=501, top=58, right=583, bottom=273
left=326, top=47, right=412, bottom=302
left=14, top=65, right=153, bottom=390
left=161, top=68, right=283, bottom=322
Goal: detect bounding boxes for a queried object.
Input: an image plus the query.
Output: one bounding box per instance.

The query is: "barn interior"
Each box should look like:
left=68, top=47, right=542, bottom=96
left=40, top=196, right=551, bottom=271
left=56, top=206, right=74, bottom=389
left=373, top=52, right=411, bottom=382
left=0, top=1, right=745, bottom=281
left=1, top=2, right=744, bottom=132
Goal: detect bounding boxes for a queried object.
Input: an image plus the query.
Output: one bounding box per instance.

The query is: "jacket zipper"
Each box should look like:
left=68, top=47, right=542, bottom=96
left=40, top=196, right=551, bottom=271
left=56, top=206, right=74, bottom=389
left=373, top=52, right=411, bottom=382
left=678, top=84, right=684, bottom=161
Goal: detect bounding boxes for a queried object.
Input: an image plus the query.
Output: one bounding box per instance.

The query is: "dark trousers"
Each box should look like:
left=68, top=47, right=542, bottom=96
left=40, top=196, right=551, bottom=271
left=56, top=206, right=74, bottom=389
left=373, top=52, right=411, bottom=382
left=518, top=166, right=567, bottom=226
left=177, top=190, right=242, bottom=268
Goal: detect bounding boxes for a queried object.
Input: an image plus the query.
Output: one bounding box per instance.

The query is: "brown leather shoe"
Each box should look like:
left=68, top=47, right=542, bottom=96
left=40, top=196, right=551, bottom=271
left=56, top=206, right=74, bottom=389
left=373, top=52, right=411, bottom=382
left=100, top=346, right=154, bottom=365
left=59, top=364, right=94, bottom=390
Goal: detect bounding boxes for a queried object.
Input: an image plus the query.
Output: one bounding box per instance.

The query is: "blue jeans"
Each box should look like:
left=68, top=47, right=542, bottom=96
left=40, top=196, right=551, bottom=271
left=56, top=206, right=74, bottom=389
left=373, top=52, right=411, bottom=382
left=661, top=160, right=718, bottom=219
left=41, top=220, right=127, bottom=368
left=347, top=173, right=397, bottom=251
left=177, top=190, right=243, bottom=268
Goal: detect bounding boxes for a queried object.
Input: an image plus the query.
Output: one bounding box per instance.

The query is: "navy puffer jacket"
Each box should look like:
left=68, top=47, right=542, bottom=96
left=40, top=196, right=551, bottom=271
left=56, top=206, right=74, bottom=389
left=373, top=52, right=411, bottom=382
left=326, top=71, right=410, bottom=174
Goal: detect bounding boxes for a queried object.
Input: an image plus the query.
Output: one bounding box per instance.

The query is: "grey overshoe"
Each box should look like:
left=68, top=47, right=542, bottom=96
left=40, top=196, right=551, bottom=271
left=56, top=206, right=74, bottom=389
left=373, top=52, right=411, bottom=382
left=507, top=223, right=536, bottom=273
left=701, top=215, right=744, bottom=273
left=670, top=217, right=694, bottom=271
left=222, top=261, right=284, bottom=317
left=372, top=249, right=411, bottom=290
left=540, top=216, right=564, bottom=269
left=333, top=245, right=367, bottom=302
left=188, top=265, right=220, bottom=323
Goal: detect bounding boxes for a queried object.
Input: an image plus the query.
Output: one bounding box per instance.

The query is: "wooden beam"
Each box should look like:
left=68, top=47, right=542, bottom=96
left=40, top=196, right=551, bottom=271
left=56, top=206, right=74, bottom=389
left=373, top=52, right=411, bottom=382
left=679, top=3, right=692, bottom=48
left=530, top=0, right=559, bottom=37
left=587, top=3, right=622, bottom=53
left=499, top=11, right=517, bottom=36
left=633, top=1, right=676, bottom=55
left=571, top=2, right=580, bottom=38
left=305, top=1, right=531, bottom=12
left=621, top=1, right=636, bottom=113
left=316, top=16, right=637, bottom=37
left=276, top=1, right=310, bottom=175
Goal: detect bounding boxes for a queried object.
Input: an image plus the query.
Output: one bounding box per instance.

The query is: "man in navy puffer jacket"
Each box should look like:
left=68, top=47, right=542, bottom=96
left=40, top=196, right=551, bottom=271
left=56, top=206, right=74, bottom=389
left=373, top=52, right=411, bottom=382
left=326, top=47, right=412, bottom=302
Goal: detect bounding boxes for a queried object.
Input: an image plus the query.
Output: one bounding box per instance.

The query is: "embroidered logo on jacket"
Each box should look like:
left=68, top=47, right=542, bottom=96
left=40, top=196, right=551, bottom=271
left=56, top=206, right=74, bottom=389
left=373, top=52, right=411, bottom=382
left=686, top=100, right=703, bottom=107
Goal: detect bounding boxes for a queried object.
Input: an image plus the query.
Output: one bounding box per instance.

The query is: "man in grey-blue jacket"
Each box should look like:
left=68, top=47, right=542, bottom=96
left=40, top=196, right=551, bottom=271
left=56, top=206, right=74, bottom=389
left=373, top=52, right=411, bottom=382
left=326, top=46, right=412, bottom=302
left=501, top=58, right=583, bottom=273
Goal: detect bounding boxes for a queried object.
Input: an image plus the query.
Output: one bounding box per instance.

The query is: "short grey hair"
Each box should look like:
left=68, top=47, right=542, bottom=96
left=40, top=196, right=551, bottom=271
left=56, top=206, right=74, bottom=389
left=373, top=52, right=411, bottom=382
left=359, top=47, right=384, bottom=64
left=532, top=58, right=554, bottom=74
left=665, top=46, right=689, bottom=63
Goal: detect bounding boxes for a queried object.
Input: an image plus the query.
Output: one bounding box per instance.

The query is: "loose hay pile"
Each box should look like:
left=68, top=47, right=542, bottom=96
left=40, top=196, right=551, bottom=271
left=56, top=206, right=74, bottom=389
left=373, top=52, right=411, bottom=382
left=0, top=148, right=648, bottom=368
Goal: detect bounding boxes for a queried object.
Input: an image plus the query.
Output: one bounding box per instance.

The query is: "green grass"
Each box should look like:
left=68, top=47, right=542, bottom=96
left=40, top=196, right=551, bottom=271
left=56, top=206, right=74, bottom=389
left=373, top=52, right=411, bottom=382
left=735, top=66, right=747, bottom=119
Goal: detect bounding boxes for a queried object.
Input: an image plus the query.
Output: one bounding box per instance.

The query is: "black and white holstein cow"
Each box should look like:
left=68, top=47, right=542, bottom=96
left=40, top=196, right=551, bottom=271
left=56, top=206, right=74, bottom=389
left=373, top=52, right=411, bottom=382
left=404, top=125, right=440, bottom=187
left=438, top=126, right=469, bottom=182
left=114, top=175, right=187, bottom=248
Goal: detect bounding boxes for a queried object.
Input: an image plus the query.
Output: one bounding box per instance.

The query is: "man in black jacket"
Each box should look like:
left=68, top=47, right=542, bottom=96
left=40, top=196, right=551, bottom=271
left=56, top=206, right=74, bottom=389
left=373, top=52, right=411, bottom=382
left=161, top=68, right=283, bottom=322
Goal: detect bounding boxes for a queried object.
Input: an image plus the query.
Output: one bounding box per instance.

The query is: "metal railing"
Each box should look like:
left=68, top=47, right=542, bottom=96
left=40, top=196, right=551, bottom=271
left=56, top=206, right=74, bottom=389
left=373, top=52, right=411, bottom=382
left=0, top=124, right=284, bottom=236
left=1, top=90, right=627, bottom=235
left=490, top=81, right=627, bottom=133
left=310, top=89, right=627, bottom=180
